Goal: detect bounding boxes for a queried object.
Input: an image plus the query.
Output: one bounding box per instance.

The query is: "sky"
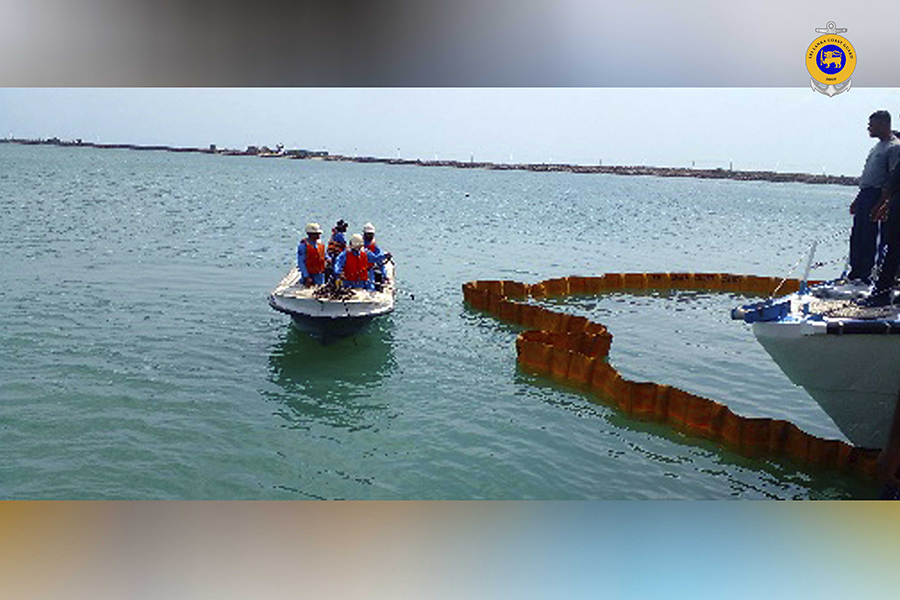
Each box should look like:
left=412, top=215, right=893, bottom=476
left=3, top=88, right=900, bottom=176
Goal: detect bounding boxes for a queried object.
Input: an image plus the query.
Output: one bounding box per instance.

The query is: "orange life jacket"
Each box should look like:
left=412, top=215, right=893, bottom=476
left=365, top=242, right=379, bottom=254
left=343, top=250, right=370, bottom=282
left=303, top=239, right=326, bottom=274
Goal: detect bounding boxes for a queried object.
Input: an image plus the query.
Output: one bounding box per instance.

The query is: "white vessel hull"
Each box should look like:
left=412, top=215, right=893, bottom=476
left=735, top=284, right=900, bottom=449
left=269, top=263, right=395, bottom=337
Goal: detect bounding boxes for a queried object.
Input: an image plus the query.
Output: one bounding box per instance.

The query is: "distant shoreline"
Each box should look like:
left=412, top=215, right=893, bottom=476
left=1, top=136, right=859, bottom=187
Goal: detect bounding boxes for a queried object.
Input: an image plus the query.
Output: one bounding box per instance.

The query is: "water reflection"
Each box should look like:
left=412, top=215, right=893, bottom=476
left=265, top=319, right=396, bottom=432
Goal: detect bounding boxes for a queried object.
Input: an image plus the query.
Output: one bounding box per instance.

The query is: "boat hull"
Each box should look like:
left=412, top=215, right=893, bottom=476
left=269, top=263, right=396, bottom=339
left=289, top=313, right=377, bottom=338
left=753, top=319, right=900, bottom=448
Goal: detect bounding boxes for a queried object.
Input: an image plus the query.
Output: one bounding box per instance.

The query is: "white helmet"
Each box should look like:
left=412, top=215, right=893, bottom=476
left=305, top=222, right=323, bottom=234
left=362, top=223, right=376, bottom=234
left=349, top=233, right=364, bottom=249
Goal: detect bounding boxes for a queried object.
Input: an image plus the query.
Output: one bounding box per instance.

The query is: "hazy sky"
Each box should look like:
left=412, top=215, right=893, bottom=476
left=3, top=88, right=900, bottom=176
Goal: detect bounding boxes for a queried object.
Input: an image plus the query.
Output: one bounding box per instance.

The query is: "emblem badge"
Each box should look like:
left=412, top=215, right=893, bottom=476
left=807, top=22, right=856, bottom=97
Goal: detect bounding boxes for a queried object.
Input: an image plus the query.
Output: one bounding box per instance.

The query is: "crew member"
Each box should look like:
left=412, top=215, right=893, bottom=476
left=334, top=234, right=387, bottom=290
left=362, top=222, right=381, bottom=254
left=297, top=222, right=326, bottom=286
left=361, top=222, right=391, bottom=284
left=324, top=219, right=349, bottom=282
left=327, top=219, right=349, bottom=259
left=847, top=110, right=900, bottom=284
left=863, top=113, right=900, bottom=306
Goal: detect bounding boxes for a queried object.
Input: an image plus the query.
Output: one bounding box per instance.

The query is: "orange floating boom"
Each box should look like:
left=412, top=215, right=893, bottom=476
left=463, top=273, right=879, bottom=481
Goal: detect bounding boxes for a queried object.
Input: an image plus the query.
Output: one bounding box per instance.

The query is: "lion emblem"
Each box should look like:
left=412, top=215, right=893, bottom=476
left=820, top=50, right=843, bottom=69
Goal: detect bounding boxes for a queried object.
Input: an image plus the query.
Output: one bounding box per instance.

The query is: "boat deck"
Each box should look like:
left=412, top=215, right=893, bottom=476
left=807, top=298, right=898, bottom=320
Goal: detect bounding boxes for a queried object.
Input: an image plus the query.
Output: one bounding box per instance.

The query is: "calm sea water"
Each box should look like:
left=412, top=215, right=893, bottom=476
left=0, top=144, right=873, bottom=499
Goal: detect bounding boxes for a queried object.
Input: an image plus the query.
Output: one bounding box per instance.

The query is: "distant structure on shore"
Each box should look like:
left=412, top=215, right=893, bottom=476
left=0, top=136, right=329, bottom=159
left=0, top=136, right=858, bottom=187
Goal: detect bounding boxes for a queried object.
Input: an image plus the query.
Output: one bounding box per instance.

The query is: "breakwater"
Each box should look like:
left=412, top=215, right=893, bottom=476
left=323, top=155, right=858, bottom=186
left=1, top=136, right=858, bottom=186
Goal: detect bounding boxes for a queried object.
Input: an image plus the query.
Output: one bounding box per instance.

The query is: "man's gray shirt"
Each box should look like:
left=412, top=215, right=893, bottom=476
left=859, top=136, right=900, bottom=189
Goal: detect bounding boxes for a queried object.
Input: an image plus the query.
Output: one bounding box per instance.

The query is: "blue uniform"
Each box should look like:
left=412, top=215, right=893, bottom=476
left=365, top=240, right=387, bottom=279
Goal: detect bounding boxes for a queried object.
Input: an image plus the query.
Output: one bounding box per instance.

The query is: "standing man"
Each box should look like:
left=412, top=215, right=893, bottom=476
left=297, top=222, right=326, bottom=287
left=863, top=114, right=900, bottom=306
left=847, top=110, right=900, bottom=284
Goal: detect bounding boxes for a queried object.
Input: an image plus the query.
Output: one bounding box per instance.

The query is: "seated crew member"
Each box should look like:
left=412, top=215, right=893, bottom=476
left=325, top=219, right=349, bottom=282
left=361, top=222, right=392, bottom=284
left=362, top=222, right=381, bottom=255
left=328, top=219, right=349, bottom=259
left=297, top=222, right=326, bottom=286
left=333, top=234, right=387, bottom=290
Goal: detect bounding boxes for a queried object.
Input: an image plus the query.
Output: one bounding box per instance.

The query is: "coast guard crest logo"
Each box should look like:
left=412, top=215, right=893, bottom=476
left=807, top=22, right=856, bottom=97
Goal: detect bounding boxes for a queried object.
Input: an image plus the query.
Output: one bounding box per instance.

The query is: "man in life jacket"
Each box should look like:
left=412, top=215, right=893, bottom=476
left=297, top=222, right=326, bottom=286
left=334, top=233, right=387, bottom=290
left=327, top=219, right=349, bottom=259
left=324, top=219, right=349, bottom=282
left=361, top=222, right=392, bottom=285
left=362, top=222, right=380, bottom=254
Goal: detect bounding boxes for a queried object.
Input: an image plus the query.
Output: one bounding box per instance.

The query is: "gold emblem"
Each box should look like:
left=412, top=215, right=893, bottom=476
left=807, top=22, right=856, bottom=97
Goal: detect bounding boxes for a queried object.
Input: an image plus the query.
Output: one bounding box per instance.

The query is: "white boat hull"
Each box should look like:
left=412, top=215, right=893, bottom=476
left=753, top=319, right=900, bottom=448
left=733, top=282, right=900, bottom=448
left=269, top=263, right=395, bottom=337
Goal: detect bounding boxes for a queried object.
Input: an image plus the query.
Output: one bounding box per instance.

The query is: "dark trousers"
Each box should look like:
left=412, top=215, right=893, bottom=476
left=848, top=187, right=883, bottom=282
left=874, top=190, right=900, bottom=294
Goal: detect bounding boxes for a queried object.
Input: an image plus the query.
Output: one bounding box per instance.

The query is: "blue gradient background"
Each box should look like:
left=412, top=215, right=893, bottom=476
left=1, top=502, right=897, bottom=599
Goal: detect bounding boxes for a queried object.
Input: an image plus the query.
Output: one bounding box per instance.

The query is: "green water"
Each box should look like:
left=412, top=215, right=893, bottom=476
left=0, top=144, right=874, bottom=498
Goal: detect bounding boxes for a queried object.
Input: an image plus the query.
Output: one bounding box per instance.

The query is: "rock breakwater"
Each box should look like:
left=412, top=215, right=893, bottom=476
left=1, top=137, right=857, bottom=186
